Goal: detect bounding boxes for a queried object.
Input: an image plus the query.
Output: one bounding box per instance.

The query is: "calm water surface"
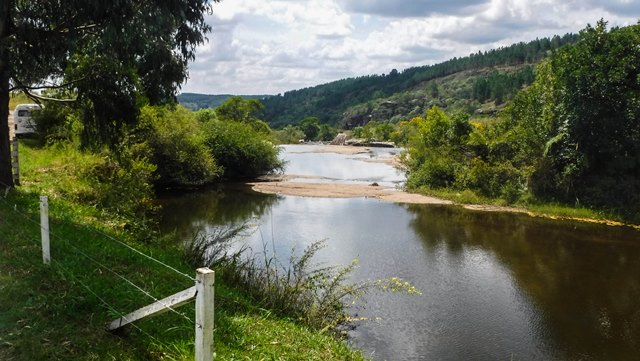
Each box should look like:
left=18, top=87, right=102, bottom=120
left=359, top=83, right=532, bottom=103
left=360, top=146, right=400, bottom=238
left=160, top=145, right=640, bottom=360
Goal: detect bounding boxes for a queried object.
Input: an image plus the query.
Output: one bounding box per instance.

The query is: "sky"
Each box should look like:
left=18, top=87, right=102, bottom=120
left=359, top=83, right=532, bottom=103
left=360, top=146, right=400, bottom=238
left=181, top=0, right=640, bottom=95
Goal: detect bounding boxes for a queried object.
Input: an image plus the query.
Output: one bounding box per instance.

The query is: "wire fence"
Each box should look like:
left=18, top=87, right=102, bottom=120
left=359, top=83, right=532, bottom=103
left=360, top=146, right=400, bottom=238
left=0, top=187, right=199, bottom=348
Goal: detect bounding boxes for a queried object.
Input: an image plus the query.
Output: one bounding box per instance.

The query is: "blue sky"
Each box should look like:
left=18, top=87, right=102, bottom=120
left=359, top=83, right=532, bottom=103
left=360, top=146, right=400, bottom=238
left=181, top=0, right=640, bottom=95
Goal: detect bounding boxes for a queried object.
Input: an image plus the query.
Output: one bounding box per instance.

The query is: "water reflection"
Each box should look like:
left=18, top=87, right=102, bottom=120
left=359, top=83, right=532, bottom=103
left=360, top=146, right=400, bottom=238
left=159, top=184, right=280, bottom=239
left=404, top=204, right=640, bottom=360
left=158, top=148, right=640, bottom=360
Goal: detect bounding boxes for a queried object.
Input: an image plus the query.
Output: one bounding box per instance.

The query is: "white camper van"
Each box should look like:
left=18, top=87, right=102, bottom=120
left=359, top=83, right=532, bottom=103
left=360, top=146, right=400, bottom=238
left=13, top=104, right=42, bottom=136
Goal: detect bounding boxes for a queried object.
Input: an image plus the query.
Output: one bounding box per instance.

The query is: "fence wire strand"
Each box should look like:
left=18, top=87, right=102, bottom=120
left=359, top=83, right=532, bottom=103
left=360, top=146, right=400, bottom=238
left=51, top=233, right=195, bottom=325
left=0, top=194, right=195, bottom=282
left=49, top=255, right=169, bottom=348
left=0, top=195, right=197, bottom=326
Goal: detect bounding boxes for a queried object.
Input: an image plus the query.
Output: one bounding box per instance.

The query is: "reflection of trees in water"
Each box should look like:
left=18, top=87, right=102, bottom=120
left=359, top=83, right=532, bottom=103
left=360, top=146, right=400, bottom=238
left=405, top=204, right=640, bottom=359
left=158, top=184, right=280, bottom=238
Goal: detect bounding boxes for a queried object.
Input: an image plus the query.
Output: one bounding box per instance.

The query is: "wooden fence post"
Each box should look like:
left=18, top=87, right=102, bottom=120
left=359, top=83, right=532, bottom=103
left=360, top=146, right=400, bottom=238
left=11, top=138, right=20, bottom=186
left=195, top=268, right=215, bottom=361
left=40, top=196, right=50, bottom=265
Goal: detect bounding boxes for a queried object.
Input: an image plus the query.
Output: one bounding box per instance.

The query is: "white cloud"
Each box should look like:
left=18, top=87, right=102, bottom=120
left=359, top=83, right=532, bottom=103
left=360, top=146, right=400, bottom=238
left=182, top=0, right=640, bottom=95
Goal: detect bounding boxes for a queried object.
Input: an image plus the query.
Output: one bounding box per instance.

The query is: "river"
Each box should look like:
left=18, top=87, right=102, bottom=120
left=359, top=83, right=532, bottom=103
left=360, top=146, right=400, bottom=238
left=160, top=144, right=640, bottom=360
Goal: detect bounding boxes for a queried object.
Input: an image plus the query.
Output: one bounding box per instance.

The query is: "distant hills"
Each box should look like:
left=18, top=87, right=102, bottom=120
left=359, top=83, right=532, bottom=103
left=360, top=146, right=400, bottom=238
left=179, top=33, right=579, bottom=128
left=177, top=93, right=270, bottom=111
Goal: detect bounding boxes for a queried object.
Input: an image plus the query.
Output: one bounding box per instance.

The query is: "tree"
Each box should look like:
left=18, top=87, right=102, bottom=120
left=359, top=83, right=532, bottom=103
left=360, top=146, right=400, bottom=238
left=507, top=21, right=640, bottom=216
left=215, top=96, right=270, bottom=134
left=541, top=21, right=640, bottom=210
left=0, top=0, right=216, bottom=186
left=299, top=117, right=320, bottom=141
left=215, top=96, right=264, bottom=123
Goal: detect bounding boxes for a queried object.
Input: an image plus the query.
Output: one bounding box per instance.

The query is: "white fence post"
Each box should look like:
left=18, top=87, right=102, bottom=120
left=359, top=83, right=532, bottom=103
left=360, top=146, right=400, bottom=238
left=40, top=196, right=50, bottom=265
left=195, top=268, right=215, bottom=361
left=11, top=138, right=20, bottom=186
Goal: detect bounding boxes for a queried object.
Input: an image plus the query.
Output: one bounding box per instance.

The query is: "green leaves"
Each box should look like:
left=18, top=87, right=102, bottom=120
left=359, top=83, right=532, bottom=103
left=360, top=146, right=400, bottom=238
left=508, top=21, right=640, bottom=218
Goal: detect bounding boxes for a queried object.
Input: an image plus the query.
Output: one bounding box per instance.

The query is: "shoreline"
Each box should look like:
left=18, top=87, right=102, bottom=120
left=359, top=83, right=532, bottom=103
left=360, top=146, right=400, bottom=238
left=253, top=144, right=640, bottom=230
left=250, top=178, right=639, bottom=229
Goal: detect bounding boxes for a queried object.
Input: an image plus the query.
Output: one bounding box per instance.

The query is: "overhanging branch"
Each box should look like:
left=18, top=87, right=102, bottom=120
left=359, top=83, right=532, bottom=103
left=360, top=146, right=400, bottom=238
left=9, top=77, right=85, bottom=92
left=23, top=91, right=77, bottom=103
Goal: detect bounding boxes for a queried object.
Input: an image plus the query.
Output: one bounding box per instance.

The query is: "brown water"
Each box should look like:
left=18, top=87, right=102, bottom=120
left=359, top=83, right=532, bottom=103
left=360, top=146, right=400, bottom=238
left=159, top=146, right=640, bottom=360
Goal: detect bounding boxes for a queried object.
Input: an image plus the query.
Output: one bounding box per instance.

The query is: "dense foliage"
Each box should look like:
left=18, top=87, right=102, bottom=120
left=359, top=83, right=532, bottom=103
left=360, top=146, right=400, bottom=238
left=406, top=21, right=640, bottom=220
left=261, top=34, right=578, bottom=128
left=32, top=98, right=283, bottom=187
left=1, top=0, right=216, bottom=186
left=131, top=106, right=221, bottom=188
left=523, top=21, right=640, bottom=216
left=203, top=120, right=283, bottom=180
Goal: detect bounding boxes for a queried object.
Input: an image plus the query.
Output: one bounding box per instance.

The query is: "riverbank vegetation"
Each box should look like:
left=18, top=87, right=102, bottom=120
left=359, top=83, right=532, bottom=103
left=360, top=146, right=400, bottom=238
left=403, top=21, right=640, bottom=223
left=34, top=96, right=283, bottom=187
left=0, top=139, right=367, bottom=360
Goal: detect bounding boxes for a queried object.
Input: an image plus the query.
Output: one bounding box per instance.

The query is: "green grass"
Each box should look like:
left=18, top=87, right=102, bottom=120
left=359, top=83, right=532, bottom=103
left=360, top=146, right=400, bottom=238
left=9, top=92, right=32, bottom=110
left=0, top=141, right=366, bottom=360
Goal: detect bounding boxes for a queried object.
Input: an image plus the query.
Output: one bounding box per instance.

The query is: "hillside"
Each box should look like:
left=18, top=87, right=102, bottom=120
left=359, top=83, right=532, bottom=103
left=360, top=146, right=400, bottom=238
left=178, top=33, right=579, bottom=128
left=261, top=33, right=578, bottom=128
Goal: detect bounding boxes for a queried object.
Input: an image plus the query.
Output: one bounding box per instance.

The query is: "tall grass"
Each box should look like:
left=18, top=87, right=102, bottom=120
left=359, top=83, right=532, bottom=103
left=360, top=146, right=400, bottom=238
left=2, top=140, right=368, bottom=360
left=184, top=229, right=421, bottom=335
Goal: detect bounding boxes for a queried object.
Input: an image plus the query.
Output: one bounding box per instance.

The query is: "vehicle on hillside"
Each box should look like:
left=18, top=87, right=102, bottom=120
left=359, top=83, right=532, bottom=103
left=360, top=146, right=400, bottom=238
left=13, top=104, right=42, bottom=136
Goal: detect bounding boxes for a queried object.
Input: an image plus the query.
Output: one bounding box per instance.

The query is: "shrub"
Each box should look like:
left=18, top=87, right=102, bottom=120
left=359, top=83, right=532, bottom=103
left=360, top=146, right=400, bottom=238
left=32, top=102, right=78, bottom=145
left=459, top=158, right=524, bottom=201
left=133, top=106, right=221, bottom=187
left=272, top=125, right=305, bottom=144
left=185, top=235, right=420, bottom=334
left=82, top=153, right=157, bottom=231
left=203, top=120, right=283, bottom=180
left=407, top=155, right=456, bottom=189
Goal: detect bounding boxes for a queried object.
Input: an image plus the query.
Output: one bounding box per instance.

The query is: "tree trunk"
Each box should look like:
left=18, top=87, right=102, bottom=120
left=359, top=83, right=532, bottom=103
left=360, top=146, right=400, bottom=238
left=0, top=0, right=13, bottom=188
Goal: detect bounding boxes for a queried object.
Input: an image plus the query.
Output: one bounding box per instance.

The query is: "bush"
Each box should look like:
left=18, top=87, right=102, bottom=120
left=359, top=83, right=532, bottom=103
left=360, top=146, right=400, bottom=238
left=82, top=153, right=157, bottom=231
left=458, top=158, right=524, bottom=200
left=32, top=102, right=78, bottom=145
left=407, top=155, right=456, bottom=189
left=203, top=120, right=283, bottom=180
left=133, top=106, right=221, bottom=187
left=185, top=235, right=420, bottom=333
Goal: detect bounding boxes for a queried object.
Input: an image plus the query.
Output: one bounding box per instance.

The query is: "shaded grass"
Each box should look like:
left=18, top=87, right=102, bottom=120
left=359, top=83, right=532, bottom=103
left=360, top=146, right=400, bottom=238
left=0, top=141, right=366, bottom=360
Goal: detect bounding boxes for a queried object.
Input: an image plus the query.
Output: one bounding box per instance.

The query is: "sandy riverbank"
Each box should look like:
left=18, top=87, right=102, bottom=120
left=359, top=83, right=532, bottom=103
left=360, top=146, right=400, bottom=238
left=252, top=144, right=446, bottom=204
left=250, top=144, right=640, bottom=229
left=249, top=179, right=453, bottom=205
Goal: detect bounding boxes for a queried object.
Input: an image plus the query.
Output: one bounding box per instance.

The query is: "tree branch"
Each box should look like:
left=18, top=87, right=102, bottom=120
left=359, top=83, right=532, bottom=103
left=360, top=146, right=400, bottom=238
left=9, top=77, right=85, bottom=92
left=11, top=80, right=78, bottom=103
left=23, top=90, right=77, bottom=103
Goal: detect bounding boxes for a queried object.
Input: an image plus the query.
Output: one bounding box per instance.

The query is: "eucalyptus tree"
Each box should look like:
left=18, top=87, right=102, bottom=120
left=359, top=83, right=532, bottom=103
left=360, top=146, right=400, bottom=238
left=0, top=0, right=217, bottom=186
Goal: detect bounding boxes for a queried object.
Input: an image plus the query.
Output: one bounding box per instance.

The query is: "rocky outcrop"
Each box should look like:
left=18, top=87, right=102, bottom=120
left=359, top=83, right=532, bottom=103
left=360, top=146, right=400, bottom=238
left=330, top=133, right=350, bottom=145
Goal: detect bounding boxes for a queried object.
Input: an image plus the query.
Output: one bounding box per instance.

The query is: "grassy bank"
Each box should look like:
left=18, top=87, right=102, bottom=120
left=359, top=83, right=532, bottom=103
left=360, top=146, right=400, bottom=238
left=0, top=141, right=365, bottom=360
left=410, top=186, right=639, bottom=229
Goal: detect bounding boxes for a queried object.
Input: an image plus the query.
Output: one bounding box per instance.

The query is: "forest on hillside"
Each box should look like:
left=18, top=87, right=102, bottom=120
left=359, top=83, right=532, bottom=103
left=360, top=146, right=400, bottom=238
left=261, top=33, right=579, bottom=128
left=404, top=21, right=640, bottom=221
